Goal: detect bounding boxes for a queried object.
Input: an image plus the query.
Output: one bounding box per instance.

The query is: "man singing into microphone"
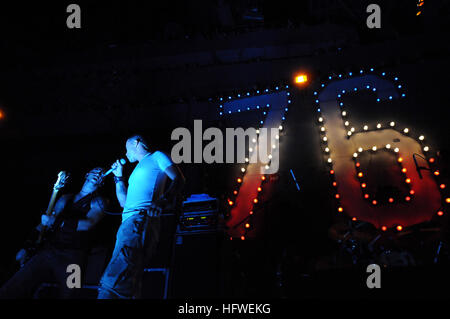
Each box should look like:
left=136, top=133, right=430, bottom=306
left=98, top=134, right=184, bottom=299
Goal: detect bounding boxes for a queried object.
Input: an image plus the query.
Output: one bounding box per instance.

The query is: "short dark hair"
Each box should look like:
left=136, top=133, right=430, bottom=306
left=128, top=134, right=150, bottom=151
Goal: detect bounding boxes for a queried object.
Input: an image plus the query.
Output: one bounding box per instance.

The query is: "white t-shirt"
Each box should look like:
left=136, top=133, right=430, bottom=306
left=122, top=151, right=173, bottom=222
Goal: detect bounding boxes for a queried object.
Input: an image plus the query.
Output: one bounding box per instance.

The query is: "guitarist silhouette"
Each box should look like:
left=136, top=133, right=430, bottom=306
left=0, top=167, right=107, bottom=299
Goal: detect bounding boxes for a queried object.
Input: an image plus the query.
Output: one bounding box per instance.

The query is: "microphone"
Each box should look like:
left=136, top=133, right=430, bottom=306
left=102, top=158, right=126, bottom=178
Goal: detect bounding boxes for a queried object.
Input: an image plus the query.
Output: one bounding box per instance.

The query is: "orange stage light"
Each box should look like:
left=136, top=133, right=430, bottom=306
left=389, top=198, right=394, bottom=203
left=446, top=198, right=450, bottom=204
left=233, top=190, right=238, bottom=195
left=437, top=211, right=444, bottom=216
left=338, top=207, right=343, bottom=212
left=330, top=170, right=335, bottom=175
left=237, top=178, right=242, bottom=183
left=253, top=198, right=258, bottom=204
left=335, top=194, right=340, bottom=199
left=381, top=226, right=387, bottom=231
left=440, top=184, right=446, bottom=189
left=241, top=236, right=245, bottom=240
left=398, top=157, right=403, bottom=163
left=295, top=74, right=308, bottom=84
left=356, top=163, right=360, bottom=167
left=364, top=194, right=369, bottom=199
left=358, top=172, right=363, bottom=178
left=361, top=183, right=367, bottom=188
left=405, top=196, right=411, bottom=202
left=249, top=211, right=253, bottom=215
left=397, top=225, right=403, bottom=231
left=332, top=182, right=337, bottom=187
left=410, top=190, right=415, bottom=195
left=405, top=178, right=411, bottom=184
left=352, top=217, right=357, bottom=221
left=228, top=200, right=234, bottom=206
left=245, top=223, right=250, bottom=229
left=434, top=171, right=440, bottom=176
left=257, top=187, right=262, bottom=192
left=372, top=200, right=377, bottom=205
left=0, top=110, right=4, bottom=119
left=402, top=168, right=407, bottom=173
left=261, top=176, right=266, bottom=181
left=429, top=158, right=435, bottom=163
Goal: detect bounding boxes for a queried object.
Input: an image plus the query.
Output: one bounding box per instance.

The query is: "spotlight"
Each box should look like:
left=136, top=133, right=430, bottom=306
left=397, top=225, right=403, bottom=231
left=325, top=147, right=330, bottom=153
left=253, top=198, right=258, bottom=204
left=376, top=123, right=381, bottom=129
left=372, top=200, right=377, bottom=205
left=394, top=148, right=399, bottom=153
left=403, top=128, right=409, bottom=134
left=389, top=198, right=394, bottom=203
left=347, top=131, right=352, bottom=136
left=237, top=178, right=242, bottom=183
left=358, top=147, right=363, bottom=152
left=440, top=184, right=446, bottom=189
left=342, top=111, right=347, bottom=116
left=381, top=226, right=387, bottom=231
left=364, top=194, right=369, bottom=199
left=438, top=211, right=444, bottom=216
left=402, top=168, right=407, bottom=173
left=261, top=176, right=266, bottom=181
left=353, top=153, right=358, bottom=158
left=398, top=157, right=403, bottom=163
left=423, top=146, right=429, bottom=152
left=434, top=171, right=440, bottom=176
left=405, top=196, right=411, bottom=201
left=241, top=168, right=246, bottom=173
left=361, top=183, right=367, bottom=188
left=390, top=121, right=395, bottom=127
left=405, top=178, right=411, bottom=184
left=295, top=74, right=308, bottom=84
left=323, top=137, right=328, bottom=142
left=386, top=144, right=391, bottom=149
left=344, top=121, right=349, bottom=126
left=350, top=127, right=355, bottom=132
left=358, top=172, right=363, bottom=178
left=372, top=146, right=377, bottom=151
left=257, top=187, right=262, bottom=192
left=419, top=135, right=425, bottom=141
left=279, top=125, right=283, bottom=131
left=318, top=117, right=323, bottom=123
left=338, top=207, right=343, bottom=212
left=245, top=223, right=250, bottom=229
left=364, top=125, right=368, bottom=131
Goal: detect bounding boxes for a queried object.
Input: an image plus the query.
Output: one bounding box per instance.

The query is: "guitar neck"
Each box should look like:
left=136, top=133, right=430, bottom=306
left=45, top=190, right=60, bottom=216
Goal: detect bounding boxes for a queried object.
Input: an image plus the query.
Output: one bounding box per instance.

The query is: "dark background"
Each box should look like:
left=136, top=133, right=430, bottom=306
left=0, top=0, right=449, bottom=298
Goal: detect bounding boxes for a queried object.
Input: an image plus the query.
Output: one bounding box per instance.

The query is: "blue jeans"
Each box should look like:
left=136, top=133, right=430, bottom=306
left=98, top=212, right=160, bottom=299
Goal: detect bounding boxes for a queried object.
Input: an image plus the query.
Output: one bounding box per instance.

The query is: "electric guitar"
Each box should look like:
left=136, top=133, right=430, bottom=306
left=16, top=171, right=69, bottom=267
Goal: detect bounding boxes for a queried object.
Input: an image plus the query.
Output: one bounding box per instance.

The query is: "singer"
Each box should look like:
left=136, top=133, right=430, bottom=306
left=98, top=134, right=184, bottom=299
